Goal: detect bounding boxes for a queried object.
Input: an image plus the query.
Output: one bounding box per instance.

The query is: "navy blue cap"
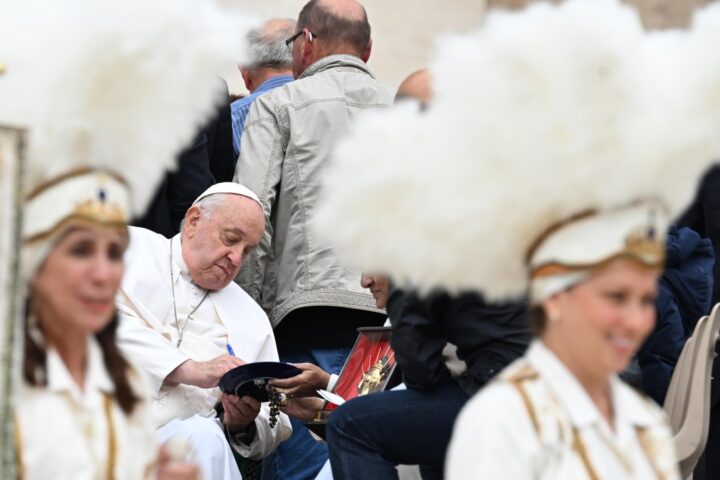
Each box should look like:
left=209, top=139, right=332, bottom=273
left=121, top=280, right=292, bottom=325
left=219, top=362, right=303, bottom=402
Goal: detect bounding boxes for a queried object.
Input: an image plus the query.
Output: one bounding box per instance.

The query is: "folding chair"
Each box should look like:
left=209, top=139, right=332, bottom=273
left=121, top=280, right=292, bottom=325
left=663, top=303, right=720, bottom=479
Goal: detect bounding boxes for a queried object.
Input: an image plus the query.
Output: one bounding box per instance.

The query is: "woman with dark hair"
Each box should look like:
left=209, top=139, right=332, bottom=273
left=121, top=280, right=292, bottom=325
left=15, top=169, right=199, bottom=480
left=2, top=0, right=256, bottom=477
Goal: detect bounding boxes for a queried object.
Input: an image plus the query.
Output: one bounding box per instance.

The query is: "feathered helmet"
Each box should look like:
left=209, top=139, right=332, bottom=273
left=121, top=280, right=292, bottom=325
left=315, top=0, right=720, bottom=304
left=0, top=0, right=256, bottom=280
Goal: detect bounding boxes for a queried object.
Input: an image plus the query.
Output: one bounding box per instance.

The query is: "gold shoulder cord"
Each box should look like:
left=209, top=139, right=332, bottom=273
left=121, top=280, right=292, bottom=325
left=635, top=426, right=671, bottom=480
left=509, top=366, right=601, bottom=480
left=14, top=414, right=24, bottom=480
left=103, top=394, right=117, bottom=480
left=13, top=370, right=117, bottom=480
left=508, top=366, right=541, bottom=434
left=571, top=427, right=601, bottom=480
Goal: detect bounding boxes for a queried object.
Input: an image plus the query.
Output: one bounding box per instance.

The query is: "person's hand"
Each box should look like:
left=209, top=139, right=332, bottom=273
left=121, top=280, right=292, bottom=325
left=195, top=355, right=245, bottom=388
left=166, top=355, right=244, bottom=389
left=222, top=393, right=261, bottom=432
left=156, top=444, right=200, bottom=480
left=280, top=396, right=324, bottom=423
left=269, top=363, right=331, bottom=397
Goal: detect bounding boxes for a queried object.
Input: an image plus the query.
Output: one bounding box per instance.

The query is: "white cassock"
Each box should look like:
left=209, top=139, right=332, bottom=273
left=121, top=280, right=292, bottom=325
left=446, top=340, right=680, bottom=480
left=15, top=337, right=157, bottom=480
left=116, top=227, right=291, bottom=480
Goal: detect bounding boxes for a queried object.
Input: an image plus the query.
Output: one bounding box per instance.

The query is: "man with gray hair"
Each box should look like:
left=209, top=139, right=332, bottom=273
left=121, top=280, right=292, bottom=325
left=231, top=18, right=296, bottom=157
left=235, top=0, right=391, bottom=374
left=234, top=1, right=392, bottom=477
left=116, top=183, right=291, bottom=480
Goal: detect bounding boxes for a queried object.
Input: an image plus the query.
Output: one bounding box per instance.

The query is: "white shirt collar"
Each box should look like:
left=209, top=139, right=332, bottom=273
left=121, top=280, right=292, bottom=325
left=526, top=340, right=656, bottom=429
left=46, top=336, right=115, bottom=403
left=611, top=373, right=658, bottom=428
left=171, top=233, right=212, bottom=299
left=170, top=233, right=189, bottom=280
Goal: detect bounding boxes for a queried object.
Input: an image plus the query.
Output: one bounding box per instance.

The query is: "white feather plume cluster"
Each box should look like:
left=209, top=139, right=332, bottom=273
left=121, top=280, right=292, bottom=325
left=0, top=0, right=257, bottom=214
left=315, top=0, right=720, bottom=301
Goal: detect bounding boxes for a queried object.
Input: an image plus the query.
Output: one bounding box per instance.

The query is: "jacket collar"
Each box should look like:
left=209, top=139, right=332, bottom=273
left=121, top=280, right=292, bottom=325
left=299, top=54, right=374, bottom=80
left=47, top=336, right=115, bottom=403
left=254, top=74, right=294, bottom=94
left=526, top=340, right=656, bottom=429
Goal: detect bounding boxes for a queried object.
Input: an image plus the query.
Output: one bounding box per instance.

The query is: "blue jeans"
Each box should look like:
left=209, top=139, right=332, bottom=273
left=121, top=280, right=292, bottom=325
left=326, top=382, right=469, bottom=480
left=261, top=348, right=350, bottom=480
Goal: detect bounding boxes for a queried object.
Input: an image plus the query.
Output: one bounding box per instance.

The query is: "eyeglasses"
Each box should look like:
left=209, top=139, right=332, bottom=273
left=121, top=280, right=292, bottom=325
left=285, top=30, right=319, bottom=49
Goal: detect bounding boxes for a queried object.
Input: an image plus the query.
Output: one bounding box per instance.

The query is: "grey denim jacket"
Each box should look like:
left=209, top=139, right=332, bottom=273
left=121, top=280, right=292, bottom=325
left=234, top=54, right=394, bottom=326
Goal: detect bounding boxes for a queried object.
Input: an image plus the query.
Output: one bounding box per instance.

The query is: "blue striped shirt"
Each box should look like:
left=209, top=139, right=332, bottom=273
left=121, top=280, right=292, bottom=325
left=230, top=74, right=294, bottom=157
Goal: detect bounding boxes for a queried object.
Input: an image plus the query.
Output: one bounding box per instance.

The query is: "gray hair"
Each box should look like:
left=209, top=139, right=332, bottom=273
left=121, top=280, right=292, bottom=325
left=245, top=19, right=296, bottom=71
left=179, top=193, right=228, bottom=232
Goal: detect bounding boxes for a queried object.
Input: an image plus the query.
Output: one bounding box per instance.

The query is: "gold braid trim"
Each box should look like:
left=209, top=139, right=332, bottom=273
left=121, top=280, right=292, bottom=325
left=635, top=426, right=670, bottom=480
left=571, top=427, right=601, bottom=480
left=507, top=366, right=541, bottom=435
left=25, top=167, right=127, bottom=201
left=103, top=394, right=117, bottom=480
left=144, top=461, right=155, bottom=480
left=508, top=364, right=604, bottom=480
left=13, top=396, right=117, bottom=480
left=24, top=214, right=128, bottom=244
left=531, top=251, right=665, bottom=279
left=14, top=414, right=24, bottom=480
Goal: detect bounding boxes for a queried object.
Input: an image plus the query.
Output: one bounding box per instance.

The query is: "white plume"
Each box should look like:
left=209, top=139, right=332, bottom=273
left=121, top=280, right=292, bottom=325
left=314, top=0, right=720, bottom=300
left=0, top=0, right=257, bottom=213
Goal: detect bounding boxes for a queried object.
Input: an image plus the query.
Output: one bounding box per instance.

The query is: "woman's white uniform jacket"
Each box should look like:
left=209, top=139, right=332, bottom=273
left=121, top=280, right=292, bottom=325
left=15, top=338, right=156, bottom=480
left=446, top=340, right=680, bottom=480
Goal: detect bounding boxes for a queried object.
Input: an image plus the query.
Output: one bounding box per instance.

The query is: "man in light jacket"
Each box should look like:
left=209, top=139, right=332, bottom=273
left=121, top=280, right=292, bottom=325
left=233, top=0, right=393, bottom=477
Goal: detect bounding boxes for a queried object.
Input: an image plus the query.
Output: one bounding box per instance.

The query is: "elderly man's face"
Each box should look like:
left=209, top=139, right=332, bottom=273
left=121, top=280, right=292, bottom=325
left=182, top=195, right=264, bottom=291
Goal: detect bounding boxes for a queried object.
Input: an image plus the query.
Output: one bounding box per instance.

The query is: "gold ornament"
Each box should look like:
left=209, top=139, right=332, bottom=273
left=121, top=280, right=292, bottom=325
left=624, top=211, right=664, bottom=266
left=357, top=356, right=391, bottom=396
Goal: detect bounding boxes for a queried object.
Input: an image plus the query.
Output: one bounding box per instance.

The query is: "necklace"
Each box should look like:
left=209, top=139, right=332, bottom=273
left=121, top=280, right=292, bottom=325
left=169, top=238, right=209, bottom=348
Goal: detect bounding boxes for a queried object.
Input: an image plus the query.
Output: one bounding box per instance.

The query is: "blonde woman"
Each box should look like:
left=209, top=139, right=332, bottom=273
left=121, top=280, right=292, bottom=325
left=445, top=206, right=680, bottom=479
left=310, top=1, right=720, bottom=479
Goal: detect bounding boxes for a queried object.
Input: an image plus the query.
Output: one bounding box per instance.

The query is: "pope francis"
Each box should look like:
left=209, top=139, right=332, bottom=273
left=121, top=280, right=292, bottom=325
left=116, top=183, right=291, bottom=480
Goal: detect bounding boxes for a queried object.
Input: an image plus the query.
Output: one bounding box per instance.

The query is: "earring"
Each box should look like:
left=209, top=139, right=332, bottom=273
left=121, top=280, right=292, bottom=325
left=26, top=297, right=45, bottom=347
